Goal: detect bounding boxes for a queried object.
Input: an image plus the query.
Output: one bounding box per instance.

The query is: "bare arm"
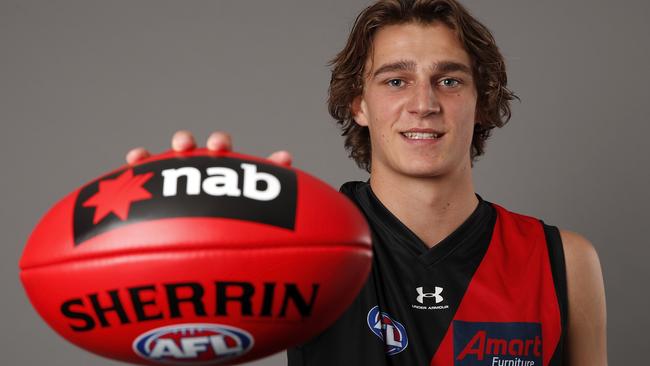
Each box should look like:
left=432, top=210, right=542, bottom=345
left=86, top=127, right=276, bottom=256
left=560, top=229, right=607, bottom=365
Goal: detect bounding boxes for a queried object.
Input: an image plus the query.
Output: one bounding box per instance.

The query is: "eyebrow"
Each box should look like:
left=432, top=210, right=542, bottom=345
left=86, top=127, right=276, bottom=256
left=435, top=61, right=472, bottom=75
left=372, top=60, right=417, bottom=78
left=371, top=60, right=472, bottom=78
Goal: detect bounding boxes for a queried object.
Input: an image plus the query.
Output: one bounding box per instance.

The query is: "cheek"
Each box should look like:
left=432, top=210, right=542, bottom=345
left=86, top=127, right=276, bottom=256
left=460, top=116, right=476, bottom=147
left=461, top=106, right=476, bottom=134
left=443, top=96, right=477, bottom=149
left=371, top=116, right=391, bottom=145
left=366, top=95, right=402, bottom=131
left=366, top=88, right=403, bottom=115
left=449, top=94, right=476, bottom=129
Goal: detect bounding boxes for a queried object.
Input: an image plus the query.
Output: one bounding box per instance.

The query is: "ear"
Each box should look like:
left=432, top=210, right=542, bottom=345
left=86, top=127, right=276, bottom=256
left=351, top=95, right=369, bottom=127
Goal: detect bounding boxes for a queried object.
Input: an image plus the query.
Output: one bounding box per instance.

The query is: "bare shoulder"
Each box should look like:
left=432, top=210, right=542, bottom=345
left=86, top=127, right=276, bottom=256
left=559, top=229, right=608, bottom=366
left=560, top=230, right=600, bottom=265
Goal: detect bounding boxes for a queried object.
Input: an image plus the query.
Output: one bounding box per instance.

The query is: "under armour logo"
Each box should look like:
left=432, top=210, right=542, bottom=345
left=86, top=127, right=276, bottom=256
left=416, top=286, right=444, bottom=304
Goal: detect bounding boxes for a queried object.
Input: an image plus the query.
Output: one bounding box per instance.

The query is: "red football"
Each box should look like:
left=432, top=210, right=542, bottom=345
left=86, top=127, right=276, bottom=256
left=19, top=149, right=371, bottom=365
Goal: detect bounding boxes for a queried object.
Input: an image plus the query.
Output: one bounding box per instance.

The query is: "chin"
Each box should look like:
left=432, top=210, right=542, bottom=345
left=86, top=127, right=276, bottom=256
left=397, top=162, right=450, bottom=178
left=373, top=155, right=462, bottom=179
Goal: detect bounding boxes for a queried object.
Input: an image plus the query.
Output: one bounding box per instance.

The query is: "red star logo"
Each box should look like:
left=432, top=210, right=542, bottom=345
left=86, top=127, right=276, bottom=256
left=83, top=169, right=154, bottom=224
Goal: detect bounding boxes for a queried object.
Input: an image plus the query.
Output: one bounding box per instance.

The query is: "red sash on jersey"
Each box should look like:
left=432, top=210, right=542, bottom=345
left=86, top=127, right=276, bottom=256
left=430, top=204, right=562, bottom=366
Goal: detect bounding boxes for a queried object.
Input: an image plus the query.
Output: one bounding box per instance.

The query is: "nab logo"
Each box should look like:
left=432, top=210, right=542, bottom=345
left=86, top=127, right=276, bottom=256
left=416, top=286, right=444, bottom=304
left=161, top=163, right=281, bottom=201
left=367, top=305, right=408, bottom=356
left=133, top=323, right=253, bottom=365
left=73, top=156, right=298, bottom=245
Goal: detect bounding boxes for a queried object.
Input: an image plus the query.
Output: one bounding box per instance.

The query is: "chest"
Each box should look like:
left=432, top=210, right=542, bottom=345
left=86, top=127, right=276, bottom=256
left=355, top=213, right=561, bottom=365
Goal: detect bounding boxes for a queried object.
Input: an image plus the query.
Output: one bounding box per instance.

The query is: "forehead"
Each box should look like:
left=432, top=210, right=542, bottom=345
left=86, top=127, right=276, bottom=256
left=366, top=22, right=472, bottom=75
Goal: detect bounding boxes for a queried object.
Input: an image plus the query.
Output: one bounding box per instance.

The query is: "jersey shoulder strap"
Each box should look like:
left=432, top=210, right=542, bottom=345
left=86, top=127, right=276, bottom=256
left=492, top=204, right=568, bottom=339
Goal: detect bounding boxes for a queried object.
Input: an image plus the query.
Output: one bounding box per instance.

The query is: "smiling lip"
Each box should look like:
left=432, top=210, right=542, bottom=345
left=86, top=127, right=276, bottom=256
left=400, top=128, right=446, bottom=142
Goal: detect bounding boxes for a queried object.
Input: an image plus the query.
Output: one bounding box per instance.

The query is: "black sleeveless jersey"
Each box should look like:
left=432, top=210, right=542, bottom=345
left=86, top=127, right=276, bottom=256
left=287, top=181, right=567, bottom=366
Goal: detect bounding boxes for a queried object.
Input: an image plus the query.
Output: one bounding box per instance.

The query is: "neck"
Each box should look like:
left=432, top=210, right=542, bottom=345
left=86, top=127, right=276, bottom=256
left=369, top=163, right=478, bottom=248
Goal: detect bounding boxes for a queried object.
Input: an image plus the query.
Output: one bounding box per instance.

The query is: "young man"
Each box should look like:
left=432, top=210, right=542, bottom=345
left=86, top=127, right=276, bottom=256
left=128, top=1, right=606, bottom=365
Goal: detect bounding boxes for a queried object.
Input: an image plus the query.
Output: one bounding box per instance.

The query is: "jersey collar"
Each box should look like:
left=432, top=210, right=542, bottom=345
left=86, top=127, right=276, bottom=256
left=340, top=180, right=495, bottom=266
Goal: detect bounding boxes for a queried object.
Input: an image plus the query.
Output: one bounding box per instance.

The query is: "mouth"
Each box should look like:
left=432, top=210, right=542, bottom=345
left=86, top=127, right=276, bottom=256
left=400, top=130, right=445, bottom=140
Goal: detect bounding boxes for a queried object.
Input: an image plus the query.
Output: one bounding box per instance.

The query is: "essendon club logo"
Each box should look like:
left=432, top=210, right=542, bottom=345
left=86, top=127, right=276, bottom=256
left=73, top=157, right=297, bottom=245
left=453, top=321, right=542, bottom=366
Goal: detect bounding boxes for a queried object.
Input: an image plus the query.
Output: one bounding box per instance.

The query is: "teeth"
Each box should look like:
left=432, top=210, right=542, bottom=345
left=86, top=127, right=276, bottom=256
left=402, top=132, right=440, bottom=139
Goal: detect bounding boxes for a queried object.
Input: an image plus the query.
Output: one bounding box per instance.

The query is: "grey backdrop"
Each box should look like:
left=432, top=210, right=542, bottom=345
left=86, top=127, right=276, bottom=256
left=2, top=0, right=648, bottom=364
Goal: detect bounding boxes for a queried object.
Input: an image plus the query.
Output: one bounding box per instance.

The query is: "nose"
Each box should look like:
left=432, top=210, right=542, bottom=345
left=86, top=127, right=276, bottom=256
left=406, top=81, right=440, bottom=117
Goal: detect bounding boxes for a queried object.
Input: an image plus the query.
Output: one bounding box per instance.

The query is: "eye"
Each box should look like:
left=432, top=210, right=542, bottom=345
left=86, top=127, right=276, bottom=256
left=386, top=79, right=405, bottom=88
left=439, top=78, right=461, bottom=88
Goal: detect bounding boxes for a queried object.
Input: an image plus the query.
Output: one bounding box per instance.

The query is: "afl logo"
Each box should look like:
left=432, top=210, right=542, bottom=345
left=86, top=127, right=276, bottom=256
left=133, top=323, right=254, bottom=365
left=367, top=306, right=408, bottom=356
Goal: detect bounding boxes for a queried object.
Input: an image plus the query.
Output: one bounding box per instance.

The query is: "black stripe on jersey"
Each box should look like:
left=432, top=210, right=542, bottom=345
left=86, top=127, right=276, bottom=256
left=542, top=223, right=568, bottom=366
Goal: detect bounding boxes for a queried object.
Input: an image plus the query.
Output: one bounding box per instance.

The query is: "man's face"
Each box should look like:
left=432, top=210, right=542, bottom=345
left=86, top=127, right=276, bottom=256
left=353, top=22, right=477, bottom=179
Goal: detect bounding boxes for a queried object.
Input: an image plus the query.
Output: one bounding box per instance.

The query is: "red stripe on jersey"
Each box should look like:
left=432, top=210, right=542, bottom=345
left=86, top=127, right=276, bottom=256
left=430, top=204, right=562, bottom=366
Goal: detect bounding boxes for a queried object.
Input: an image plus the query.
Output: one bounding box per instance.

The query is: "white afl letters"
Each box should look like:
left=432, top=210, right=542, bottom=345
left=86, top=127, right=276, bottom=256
left=161, top=163, right=281, bottom=201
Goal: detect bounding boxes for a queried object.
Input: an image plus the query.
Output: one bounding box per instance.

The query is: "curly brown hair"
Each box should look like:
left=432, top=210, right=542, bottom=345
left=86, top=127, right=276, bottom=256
left=328, top=0, right=518, bottom=172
